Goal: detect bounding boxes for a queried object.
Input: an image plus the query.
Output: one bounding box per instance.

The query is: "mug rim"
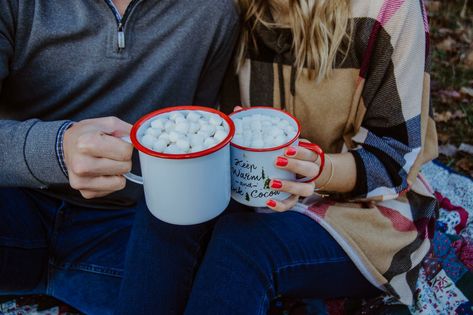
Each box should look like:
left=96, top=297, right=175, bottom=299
left=130, top=106, right=235, bottom=160
left=228, top=106, right=301, bottom=152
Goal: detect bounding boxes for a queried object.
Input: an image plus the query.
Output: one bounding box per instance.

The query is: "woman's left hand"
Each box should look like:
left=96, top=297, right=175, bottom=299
left=266, top=143, right=320, bottom=212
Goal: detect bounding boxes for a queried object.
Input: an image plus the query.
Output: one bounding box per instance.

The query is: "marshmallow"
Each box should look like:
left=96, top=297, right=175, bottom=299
left=146, top=128, right=161, bottom=137
left=164, top=120, right=175, bottom=133
left=188, top=122, right=200, bottom=134
left=169, top=112, right=185, bottom=122
left=168, top=131, right=184, bottom=142
left=175, top=121, right=189, bottom=134
left=186, top=111, right=201, bottom=122
left=153, top=139, right=168, bottom=152
left=231, top=113, right=296, bottom=149
left=204, top=137, right=216, bottom=149
left=141, top=110, right=230, bottom=154
left=190, top=145, right=205, bottom=153
left=176, top=139, right=191, bottom=151
left=209, top=116, right=223, bottom=126
left=189, top=134, right=205, bottom=147
left=151, top=119, right=166, bottom=130
left=141, top=134, right=155, bottom=147
left=164, top=144, right=185, bottom=154
left=214, top=129, right=227, bottom=143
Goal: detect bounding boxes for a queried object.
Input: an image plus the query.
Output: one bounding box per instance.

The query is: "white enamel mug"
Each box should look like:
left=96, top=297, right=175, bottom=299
left=229, top=107, right=324, bottom=207
left=124, top=106, right=235, bottom=225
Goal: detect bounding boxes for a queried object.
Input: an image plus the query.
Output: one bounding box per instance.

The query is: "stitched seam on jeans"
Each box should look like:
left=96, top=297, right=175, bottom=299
left=276, top=257, right=350, bottom=272
left=51, top=262, right=123, bottom=277
left=275, top=257, right=350, bottom=275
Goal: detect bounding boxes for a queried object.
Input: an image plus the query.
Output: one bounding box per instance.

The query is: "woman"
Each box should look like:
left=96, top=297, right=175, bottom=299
left=183, top=0, right=438, bottom=313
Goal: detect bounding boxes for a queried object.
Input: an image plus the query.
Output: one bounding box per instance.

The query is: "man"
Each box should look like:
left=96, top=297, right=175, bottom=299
left=0, top=0, right=239, bottom=314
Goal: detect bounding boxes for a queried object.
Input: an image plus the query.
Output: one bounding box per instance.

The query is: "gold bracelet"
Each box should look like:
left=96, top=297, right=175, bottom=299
left=314, top=155, right=334, bottom=192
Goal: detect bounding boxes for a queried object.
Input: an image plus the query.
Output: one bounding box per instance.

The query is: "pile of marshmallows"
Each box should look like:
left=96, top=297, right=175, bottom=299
left=140, top=111, right=229, bottom=154
left=140, top=110, right=297, bottom=154
left=232, top=114, right=297, bottom=149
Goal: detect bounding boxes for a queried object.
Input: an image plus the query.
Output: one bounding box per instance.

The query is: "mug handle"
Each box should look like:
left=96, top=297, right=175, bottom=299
left=121, top=136, right=144, bottom=185
left=296, top=142, right=325, bottom=183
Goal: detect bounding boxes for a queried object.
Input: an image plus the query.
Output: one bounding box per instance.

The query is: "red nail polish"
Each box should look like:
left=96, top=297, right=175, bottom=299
left=271, top=180, right=283, bottom=189
left=286, top=147, right=297, bottom=156
left=276, top=157, right=288, bottom=167
left=267, top=200, right=277, bottom=207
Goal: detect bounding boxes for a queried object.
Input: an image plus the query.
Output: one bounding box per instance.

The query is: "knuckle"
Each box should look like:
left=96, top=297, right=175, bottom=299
left=301, top=185, right=314, bottom=197
left=71, top=160, right=89, bottom=176
left=106, top=116, right=120, bottom=128
left=81, top=191, right=96, bottom=200
left=77, top=133, right=97, bottom=153
left=117, top=177, right=127, bottom=190
left=69, top=177, right=83, bottom=190
left=124, top=162, right=132, bottom=174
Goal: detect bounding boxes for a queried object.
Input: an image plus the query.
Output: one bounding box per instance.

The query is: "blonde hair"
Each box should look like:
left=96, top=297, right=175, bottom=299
left=237, top=0, right=352, bottom=82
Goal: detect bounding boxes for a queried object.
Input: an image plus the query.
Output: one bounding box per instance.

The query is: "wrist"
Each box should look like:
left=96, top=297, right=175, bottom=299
left=314, top=154, right=334, bottom=191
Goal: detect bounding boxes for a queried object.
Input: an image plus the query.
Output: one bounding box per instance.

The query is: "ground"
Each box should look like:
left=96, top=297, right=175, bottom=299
left=428, top=0, right=473, bottom=176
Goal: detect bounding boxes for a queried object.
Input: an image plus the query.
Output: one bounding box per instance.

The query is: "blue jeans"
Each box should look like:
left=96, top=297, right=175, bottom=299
left=0, top=188, right=217, bottom=315
left=183, top=210, right=382, bottom=315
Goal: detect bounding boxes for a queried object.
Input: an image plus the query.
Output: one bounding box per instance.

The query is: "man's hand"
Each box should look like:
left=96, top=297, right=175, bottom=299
left=63, top=117, right=133, bottom=199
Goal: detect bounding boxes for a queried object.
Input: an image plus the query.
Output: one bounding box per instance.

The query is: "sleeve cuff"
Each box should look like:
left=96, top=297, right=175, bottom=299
left=24, top=120, right=73, bottom=186
left=56, top=121, right=74, bottom=178
left=350, top=150, right=368, bottom=198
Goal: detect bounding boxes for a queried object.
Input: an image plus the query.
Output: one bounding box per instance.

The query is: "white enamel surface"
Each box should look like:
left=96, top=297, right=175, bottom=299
left=230, top=108, right=300, bottom=207
left=138, top=146, right=231, bottom=225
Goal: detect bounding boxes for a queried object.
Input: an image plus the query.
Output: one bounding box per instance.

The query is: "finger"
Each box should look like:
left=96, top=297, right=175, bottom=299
left=97, top=116, right=133, bottom=137
left=77, top=132, right=133, bottom=161
left=266, top=195, right=299, bottom=212
left=233, top=106, right=244, bottom=112
left=275, top=156, right=319, bottom=179
left=79, top=190, right=116, bottom=200
left=284, top=146, right=318, bottom=162
left=69, top=175, right=126, bottom=192
left=269, top=179, right=314, bottom=197
left=69, top=156, right=131, bottom=177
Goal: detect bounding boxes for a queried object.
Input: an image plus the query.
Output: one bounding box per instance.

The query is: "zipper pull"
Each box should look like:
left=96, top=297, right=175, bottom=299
left=118, top=23, right=125, bottom=50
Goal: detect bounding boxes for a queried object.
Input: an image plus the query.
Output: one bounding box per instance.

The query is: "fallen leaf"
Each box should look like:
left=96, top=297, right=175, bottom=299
left=465, top=50, right=473, bottom=69
left=461, top=87, right=473, bottom=97
left=437, top=132, right=450, bottom=144
left=439, top=144, right=458, bottom=157
left=426, top=0, right=441, bottom=13
left=436, top=37, right=457, bottom=52
left=434, top=110, right=466, bottom=122
left=439, top=89, right=462, bottom=100
left=459, top=143, right=473, bottom=155
left=456, top=158, right=473, bottom=173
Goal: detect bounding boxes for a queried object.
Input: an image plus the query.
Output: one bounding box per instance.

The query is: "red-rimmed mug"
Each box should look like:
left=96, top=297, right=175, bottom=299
left=229, top=107, right=324, bottom=207
left=123, top=106, right=235, bottom=225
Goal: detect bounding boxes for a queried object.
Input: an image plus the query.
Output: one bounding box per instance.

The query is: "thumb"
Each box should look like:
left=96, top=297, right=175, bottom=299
left=97, top=117, right=132, bottom=137
left=233, top=106, right=244, bottom=112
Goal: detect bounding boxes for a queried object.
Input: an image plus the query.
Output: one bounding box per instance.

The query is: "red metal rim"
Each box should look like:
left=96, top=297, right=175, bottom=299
left=130, top=106, right=235, bottom=160
left=228, top=106, right=301, bottom=152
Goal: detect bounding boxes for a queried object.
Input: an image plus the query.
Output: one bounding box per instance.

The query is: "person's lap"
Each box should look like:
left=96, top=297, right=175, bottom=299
left=184, top=210, right=382, bottom=315
left=0, top=187, right=135, bottom=314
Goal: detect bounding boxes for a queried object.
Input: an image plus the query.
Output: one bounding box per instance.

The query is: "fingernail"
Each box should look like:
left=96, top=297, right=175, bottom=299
left=266, top=200, right=277, bottom=208
left=271, top=180, right=283, bottom=189
left=276, top=157, right=288, bottom=167
left=286, top=147, right=297, bottom=156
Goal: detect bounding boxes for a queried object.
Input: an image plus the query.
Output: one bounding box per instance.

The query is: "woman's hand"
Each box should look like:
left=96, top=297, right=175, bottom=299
left=266, top=143, right=320, bottom=212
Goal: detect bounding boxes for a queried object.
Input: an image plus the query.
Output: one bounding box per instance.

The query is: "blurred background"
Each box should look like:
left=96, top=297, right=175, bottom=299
left=427, top=0, right=473, bottom=176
